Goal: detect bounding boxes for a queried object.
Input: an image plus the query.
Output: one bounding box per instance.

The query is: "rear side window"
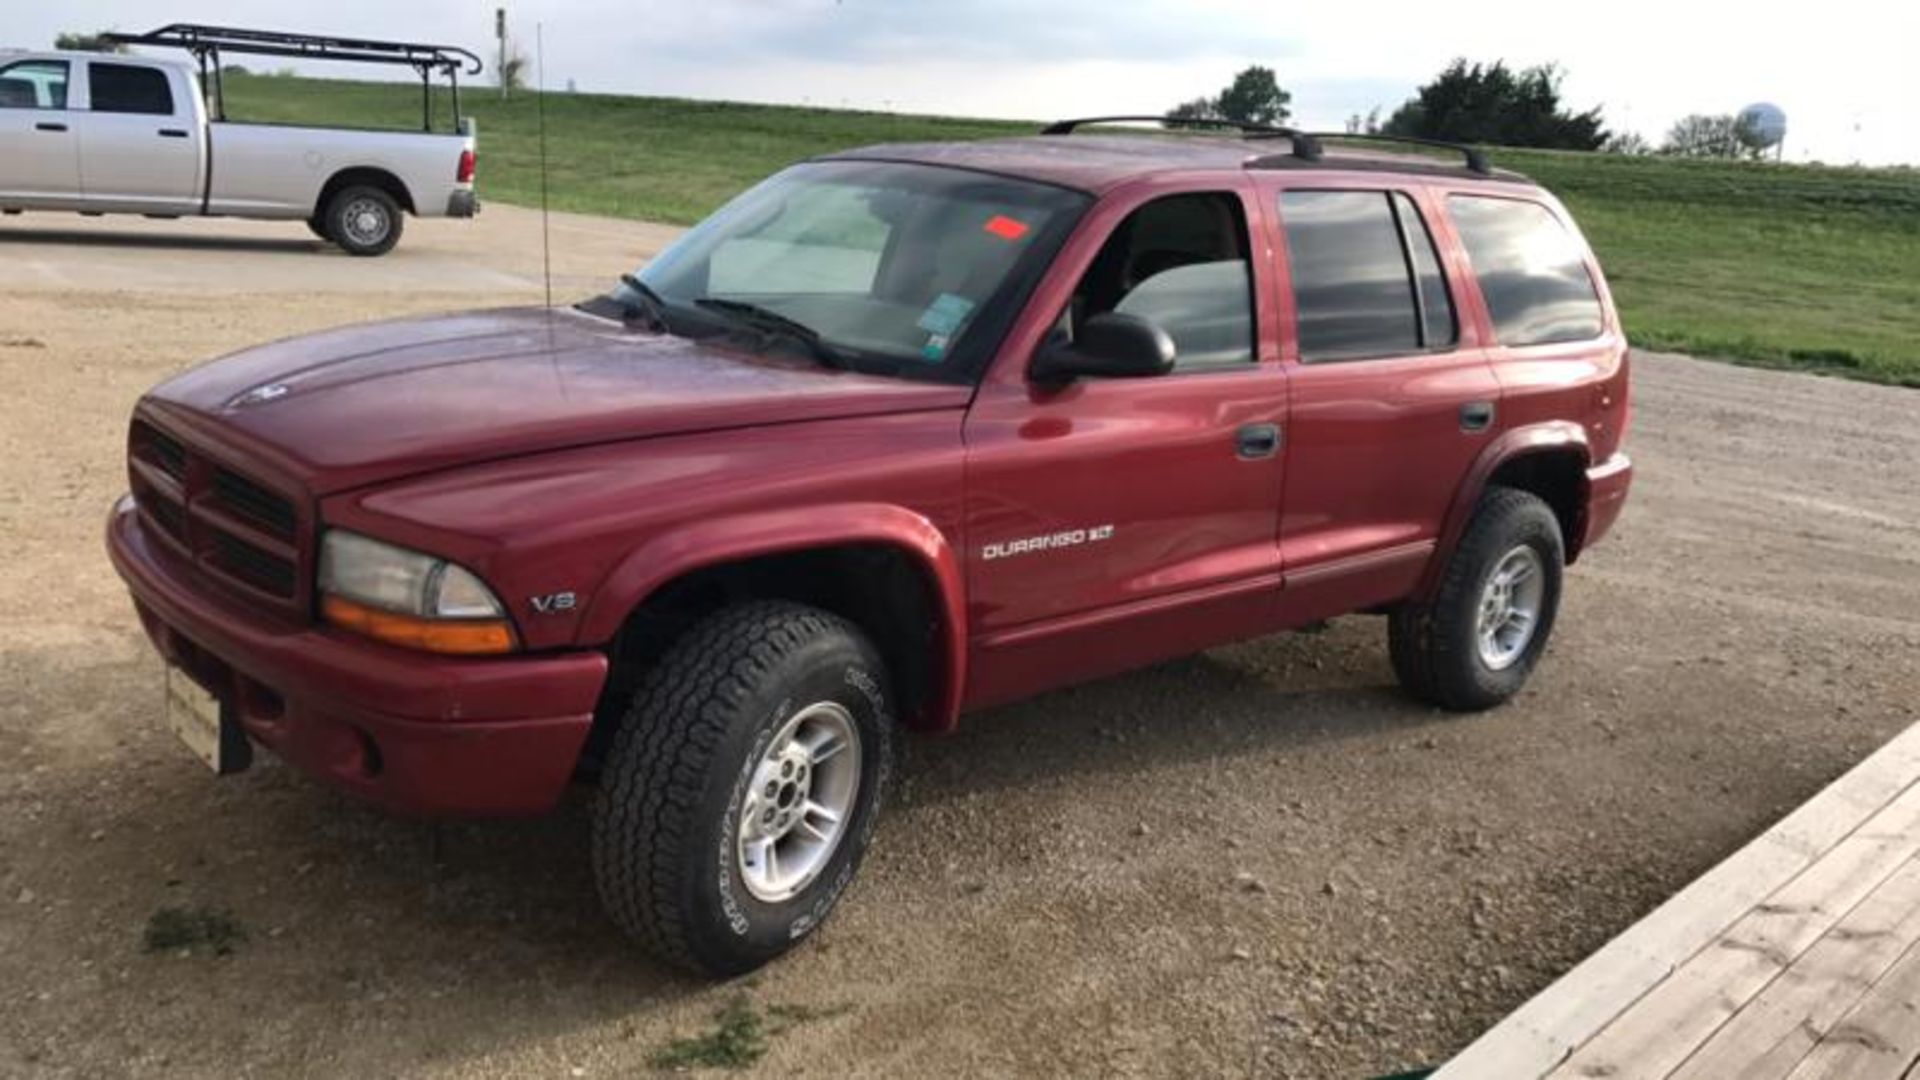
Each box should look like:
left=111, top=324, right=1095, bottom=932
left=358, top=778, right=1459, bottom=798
left=0, top=60, right=68, bottom=109
left=1280, top=190, right=1457, bottom=362
left=88, top=63, right=174, bottom=116
left=1448, top=196, right=1604, bottom=346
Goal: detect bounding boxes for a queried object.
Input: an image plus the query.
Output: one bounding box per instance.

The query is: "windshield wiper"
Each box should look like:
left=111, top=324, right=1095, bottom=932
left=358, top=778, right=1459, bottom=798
left=616, top=273, right=674, bottom=332
left=692, top=297, right=852, bottom=370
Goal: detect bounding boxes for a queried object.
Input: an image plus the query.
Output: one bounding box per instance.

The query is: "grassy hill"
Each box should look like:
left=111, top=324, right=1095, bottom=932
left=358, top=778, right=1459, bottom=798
left=221, top=73, right=1920, bottom=386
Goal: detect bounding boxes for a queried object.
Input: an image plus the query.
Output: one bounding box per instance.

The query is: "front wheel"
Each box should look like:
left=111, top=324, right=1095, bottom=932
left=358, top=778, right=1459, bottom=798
left=592, top=601, right=895, bottom=976
left=320, top=185, right=403, bottom=256
left=1390, top=487, right=1564, bottom=711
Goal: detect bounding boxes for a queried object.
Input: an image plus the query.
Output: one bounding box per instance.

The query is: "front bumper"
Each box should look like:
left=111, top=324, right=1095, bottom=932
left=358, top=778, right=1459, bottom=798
left=105, top=496, right=605, bottom=817
left=1581, top=451, right=1633, bottom=551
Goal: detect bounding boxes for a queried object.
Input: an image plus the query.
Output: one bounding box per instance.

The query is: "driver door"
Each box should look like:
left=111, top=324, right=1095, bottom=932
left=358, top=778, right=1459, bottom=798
left=961, top=180, right=1289, bottom=708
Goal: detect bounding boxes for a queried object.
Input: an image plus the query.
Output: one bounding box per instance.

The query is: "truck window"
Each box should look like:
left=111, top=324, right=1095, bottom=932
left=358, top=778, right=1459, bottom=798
left=0, top=60, right=68, bottom=110
left=1447, top=195, right=1604, bottom=346
left=1280, top=190, right=1456, bottom=362
left=88, top=63, right=175, bottom=116
left=1066, top=193, right=1254, bottom=371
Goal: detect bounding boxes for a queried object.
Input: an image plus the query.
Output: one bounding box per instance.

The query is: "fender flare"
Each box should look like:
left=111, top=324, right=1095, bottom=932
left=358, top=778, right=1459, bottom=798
left=1416, top=421, right=1592, bottom=600
left=575, top=503, right=969, bottom=731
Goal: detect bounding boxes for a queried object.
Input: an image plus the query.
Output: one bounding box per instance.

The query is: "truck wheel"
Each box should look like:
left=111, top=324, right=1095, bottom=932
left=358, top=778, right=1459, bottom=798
left=321, top=185, right=403, bottom=256
left=305, top=216, right=331, bottom=242
left=592, top=600, right=895, bottom=976
left=1389, top=487, right=1564, bottom=711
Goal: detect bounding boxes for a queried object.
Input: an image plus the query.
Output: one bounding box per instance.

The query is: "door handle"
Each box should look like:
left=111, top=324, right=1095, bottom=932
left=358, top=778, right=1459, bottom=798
left=35, top=122, right=68, bottom=132
left=158, top=128, right=189, bottom=138
left=1236, top=423, right=1282, bottom=460
left=1459, top=401, right=1495, bottom=433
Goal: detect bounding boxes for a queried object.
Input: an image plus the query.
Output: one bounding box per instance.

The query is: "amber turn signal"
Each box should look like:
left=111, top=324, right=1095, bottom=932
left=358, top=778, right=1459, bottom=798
left=321, top=595, right=516, bottom=655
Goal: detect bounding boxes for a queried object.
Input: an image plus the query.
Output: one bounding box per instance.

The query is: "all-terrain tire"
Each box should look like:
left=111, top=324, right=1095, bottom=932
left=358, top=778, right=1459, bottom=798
left=1390, top=487, right=1565, bottom=711
left=320, top=184, right=404, bottom=256
left=592, top=600, right=895, bottom=976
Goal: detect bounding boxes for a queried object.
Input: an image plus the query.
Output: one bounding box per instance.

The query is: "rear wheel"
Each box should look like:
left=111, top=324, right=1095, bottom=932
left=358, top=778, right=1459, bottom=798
left=592, top=601, right=895, bottom=976
left=305, top=216, right=330, bottom=242
left=1390, top=487, right=1564, bottom=711
left=321, top=185, right=403, bottom=256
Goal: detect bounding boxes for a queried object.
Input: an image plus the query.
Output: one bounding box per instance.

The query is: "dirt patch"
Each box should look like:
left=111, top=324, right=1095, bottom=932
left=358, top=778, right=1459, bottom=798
left=2, top=206, right=1917, bottom=1078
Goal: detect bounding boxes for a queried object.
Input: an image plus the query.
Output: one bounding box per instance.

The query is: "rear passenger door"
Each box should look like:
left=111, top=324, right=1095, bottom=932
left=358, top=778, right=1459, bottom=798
left=0, top=59, right=80, bottom=205
left=74, top=60, right=201, bottom=213
left=1268, top=185, right=1503, bottom=621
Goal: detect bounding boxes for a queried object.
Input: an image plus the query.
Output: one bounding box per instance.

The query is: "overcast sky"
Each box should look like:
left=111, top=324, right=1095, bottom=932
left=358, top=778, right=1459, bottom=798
left=19, top=1, right=1918, bottom=165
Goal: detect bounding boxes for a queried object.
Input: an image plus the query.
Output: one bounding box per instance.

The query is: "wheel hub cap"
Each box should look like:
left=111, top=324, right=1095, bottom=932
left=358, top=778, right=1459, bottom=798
left=342, top=199, right=388, bottom=245
left=736, top=701, right=860, bottom=903
left=1475, top=545, right=1545, bottom=671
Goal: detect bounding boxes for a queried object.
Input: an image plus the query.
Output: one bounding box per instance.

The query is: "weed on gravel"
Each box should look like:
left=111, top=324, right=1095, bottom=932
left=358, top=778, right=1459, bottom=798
left=143, top=905, right=248, bottom=956
left=651, top=996, right=851, bottom=1071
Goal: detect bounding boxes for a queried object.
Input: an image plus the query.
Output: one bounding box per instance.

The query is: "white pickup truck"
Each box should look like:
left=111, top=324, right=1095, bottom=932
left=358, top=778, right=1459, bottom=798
left=0, top=29, right=478, bottom=256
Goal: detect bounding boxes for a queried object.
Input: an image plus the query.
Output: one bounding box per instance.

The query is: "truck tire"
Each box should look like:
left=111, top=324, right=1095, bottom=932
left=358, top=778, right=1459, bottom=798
left=305, top=216, right=331, bottom=242
left=1389, top=487, right=1564, bottom=712
left=592, top=600, right=895, bottom=976
left=320, top=185, right=403, bottom=256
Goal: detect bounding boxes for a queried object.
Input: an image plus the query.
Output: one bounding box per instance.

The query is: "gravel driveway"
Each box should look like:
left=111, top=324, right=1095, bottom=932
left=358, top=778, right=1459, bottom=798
left=2, top=206, right=1916, bottom=1079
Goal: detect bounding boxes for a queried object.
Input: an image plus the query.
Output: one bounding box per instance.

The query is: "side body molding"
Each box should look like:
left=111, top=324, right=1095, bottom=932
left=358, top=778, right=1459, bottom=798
left=576, top=502, right=969, bottom=731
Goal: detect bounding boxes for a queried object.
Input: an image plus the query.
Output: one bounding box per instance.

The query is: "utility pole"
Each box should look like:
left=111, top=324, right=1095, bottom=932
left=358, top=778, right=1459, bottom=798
left=495, top=8, right=508, bottom=100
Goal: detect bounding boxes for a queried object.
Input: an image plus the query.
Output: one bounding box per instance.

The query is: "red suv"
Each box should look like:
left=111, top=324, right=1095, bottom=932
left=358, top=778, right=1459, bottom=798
left=107, top=120, right=1631, bottom=974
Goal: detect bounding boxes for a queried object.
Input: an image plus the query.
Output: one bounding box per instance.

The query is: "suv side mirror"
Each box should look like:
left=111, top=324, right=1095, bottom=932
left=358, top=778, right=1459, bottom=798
left=1031, top=312, right=1176, bottom=384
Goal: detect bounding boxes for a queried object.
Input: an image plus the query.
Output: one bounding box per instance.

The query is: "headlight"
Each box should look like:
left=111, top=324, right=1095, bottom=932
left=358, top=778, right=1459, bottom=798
left=318, top=530, right=515, bottom=655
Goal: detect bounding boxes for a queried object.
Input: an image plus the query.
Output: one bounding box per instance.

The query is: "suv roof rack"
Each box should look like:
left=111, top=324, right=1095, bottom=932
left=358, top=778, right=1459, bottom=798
left=96, top=23, right=482, bottom=134
left=1040, top=115, right=1325, bottom=163
left=1299, top=132, right=1492, bottom=175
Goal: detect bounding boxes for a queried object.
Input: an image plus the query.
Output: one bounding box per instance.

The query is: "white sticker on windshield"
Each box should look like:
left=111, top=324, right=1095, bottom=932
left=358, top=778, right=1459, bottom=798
left=917, top=293, right=975, bottom=336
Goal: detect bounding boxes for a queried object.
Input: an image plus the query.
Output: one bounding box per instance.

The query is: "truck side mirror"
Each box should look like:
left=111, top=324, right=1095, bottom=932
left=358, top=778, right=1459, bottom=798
left=1031, top=313, right=1176, bottom=384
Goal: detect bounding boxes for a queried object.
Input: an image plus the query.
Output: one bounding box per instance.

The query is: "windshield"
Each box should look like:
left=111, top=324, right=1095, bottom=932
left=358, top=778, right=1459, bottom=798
left=617, top=160, right=1089, bottom=382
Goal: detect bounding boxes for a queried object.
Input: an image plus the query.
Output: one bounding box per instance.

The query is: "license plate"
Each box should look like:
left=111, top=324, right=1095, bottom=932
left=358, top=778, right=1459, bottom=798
left=165, top=666, right=247, bottom=775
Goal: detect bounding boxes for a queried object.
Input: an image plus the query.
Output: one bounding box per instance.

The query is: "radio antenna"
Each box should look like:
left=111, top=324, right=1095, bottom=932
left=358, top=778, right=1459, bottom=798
left=536, top=22, right=553, bottom=328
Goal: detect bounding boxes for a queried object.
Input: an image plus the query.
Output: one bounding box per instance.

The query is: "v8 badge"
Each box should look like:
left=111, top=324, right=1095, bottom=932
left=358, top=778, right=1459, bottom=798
left=529, top=591, right=577, bottom=615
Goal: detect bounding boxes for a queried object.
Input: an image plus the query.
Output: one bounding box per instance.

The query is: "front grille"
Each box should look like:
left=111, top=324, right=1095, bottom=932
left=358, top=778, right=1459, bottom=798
left=213, top=467, right=297, bottom=538
left=212, top=533, right=298, bottom=597
left=128, top=419, right=310, bottom=616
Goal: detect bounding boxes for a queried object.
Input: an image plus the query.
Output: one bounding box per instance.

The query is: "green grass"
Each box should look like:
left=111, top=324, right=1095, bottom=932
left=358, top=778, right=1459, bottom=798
left=219, top=74, right=1920, bottom=386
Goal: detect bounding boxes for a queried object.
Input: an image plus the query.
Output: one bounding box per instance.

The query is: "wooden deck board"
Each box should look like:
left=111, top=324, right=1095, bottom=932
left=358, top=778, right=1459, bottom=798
left=1435, top=720, right=1920, bottom=1080
left=1670, top=855, right=1920, bottom=1079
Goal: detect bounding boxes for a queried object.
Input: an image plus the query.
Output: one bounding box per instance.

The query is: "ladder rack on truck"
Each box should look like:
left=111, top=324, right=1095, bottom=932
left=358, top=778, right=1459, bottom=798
left=98, top=23, right=484, bottom=134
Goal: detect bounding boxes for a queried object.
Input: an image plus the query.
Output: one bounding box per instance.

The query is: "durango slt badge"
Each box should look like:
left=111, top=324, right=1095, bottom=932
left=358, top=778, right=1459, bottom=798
left=982, top=525, right=1116, bottom=561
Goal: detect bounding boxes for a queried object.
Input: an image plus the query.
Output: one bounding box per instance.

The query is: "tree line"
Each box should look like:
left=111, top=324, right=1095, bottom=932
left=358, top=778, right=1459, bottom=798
left=1166, top=60, right=1779, bottom=160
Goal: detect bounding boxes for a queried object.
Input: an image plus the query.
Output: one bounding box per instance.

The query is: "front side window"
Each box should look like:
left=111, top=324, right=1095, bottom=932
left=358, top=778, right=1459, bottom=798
left=1280, top=189, right=1457, bottom=362
left=629, top=160, right=1088, bottom=382
left=0, top=61, right=69, bottom=110
left=1061, top=192, right=1255, bottom=371
left=1448, top=195, right=1604, bottom=346
left=88, top=63, right=175, bottom=116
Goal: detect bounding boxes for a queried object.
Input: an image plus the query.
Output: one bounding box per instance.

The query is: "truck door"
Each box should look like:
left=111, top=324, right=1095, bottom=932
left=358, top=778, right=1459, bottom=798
left=962, top=181, right=1289, bottom=707
left=1265, top=184, right=1504, bottom=623
left=0, top=59, right=80, bottom=205
left=74, top=60, right=201, bottom=213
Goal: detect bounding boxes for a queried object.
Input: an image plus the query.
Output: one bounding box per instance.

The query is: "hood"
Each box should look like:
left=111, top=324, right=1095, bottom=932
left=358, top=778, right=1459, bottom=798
left=144, top=306, right=971, bottom=494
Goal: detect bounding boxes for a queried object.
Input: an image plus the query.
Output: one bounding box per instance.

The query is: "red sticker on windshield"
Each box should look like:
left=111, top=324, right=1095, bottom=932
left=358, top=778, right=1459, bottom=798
left=984, top=215, right=1031, bottom=241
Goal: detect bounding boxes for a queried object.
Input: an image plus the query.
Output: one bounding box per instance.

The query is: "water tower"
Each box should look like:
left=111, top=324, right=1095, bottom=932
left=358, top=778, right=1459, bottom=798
left=1738, top=102, right=1788, bottom=160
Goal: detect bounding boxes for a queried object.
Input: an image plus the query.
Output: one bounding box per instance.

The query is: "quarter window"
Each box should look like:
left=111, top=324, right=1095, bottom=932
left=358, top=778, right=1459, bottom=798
left=1063, top=192, right=1255, bottom=370
left=1448, top=195, right=1604, bottom=346
left=0, top=60, right=69, bottom=110
left=1281, top=190, right=1457, bottom=362
left=88, top=63, right=175, bottom=116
